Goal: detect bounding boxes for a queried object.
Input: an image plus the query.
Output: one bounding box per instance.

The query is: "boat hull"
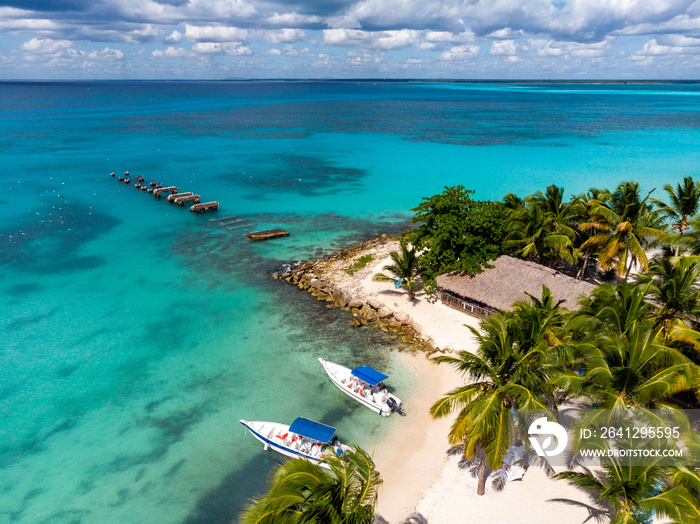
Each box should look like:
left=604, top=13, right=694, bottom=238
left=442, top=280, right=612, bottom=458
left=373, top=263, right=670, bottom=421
left=319, top=358, right=402, bottom=416
left=240, top=419, right=348, bottom=469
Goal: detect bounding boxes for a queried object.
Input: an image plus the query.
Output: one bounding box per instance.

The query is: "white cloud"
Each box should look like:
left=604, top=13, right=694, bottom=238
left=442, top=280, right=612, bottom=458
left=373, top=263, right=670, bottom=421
left=266, top=12, right=323, bottom=26
left=635, top=38, right=700, bottom=56
left=440, top=44, right=480, bottom=61
left=192, top=42, right=252, bottom=55
left=165, top=30, right=183, bottom=44
left=21, top=38, right=72, bottom=54
left=262, top=28, right=305, bottom=44
left=184, top=0, right=257, bottom=20
left=152, top=46, right=187, bottom=58
left=346, top=49, right=384, bottom=65
left=122, top=24, right=159, bottom=44
left=490, top=40, right=519, bottom=56
left=323, top=27, right=478, bottom=52
left=185, top=24, right=248, bottom=43
left=326, top=0, right=460, bottom=32
left=529, top=37, right=614, bottom=58
left=266, top=48, right=282, bottom=55
left=87, top=47, right=124, bottom=60
left=282, top=44, right=314, bottom=57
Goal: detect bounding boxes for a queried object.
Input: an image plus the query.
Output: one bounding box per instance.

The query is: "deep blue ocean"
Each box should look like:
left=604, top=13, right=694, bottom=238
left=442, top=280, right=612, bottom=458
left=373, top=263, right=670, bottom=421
left=2, top=81, right=700, bottom=523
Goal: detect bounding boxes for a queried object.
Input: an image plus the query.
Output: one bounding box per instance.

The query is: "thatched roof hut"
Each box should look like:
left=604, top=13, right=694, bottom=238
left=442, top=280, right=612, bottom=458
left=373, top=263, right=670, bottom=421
left=436, top=256, right=596, bottom=313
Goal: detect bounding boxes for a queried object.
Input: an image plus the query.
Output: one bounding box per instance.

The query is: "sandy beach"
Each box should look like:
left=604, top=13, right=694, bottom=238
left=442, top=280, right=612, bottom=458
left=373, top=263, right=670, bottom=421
left=311, top=240, right=599, bottom=524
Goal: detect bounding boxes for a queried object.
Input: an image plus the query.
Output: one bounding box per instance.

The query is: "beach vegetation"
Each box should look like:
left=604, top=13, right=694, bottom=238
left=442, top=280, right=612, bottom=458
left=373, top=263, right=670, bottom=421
left=554, top=451, right=697, bottom=524
left=652, top=176, right=700, bottom=256
left=571, top=188, right=612, bottom=279
left=343, top=253, right=375, bottom=276
left=372, top=240, right=422, bottom=300
left=587, top=181, right=665, bottom=280
left=503, top=185, right=578, bottom=267
left=406, top=185, right=503, bottom=290
left=239, top=446, right=381, bottom=524
left=556, top=324, right=696, bottom=411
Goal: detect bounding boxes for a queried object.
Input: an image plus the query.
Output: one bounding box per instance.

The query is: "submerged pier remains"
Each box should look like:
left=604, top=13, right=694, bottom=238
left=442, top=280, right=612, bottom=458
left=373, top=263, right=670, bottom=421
left=110, top=170, right=220, bottom=215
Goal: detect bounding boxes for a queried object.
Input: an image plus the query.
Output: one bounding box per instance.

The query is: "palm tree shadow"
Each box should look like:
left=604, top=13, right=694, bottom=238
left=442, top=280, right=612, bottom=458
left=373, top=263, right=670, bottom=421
left=546, top=497, right=609, bottom=523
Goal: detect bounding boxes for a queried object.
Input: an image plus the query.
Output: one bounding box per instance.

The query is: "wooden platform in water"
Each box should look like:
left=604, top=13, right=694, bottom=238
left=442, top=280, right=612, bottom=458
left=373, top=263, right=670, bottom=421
left=190, top=201, right=219, bottom=213
left=175, top=194, right=201, bottom=205
left=245, top=229, right=290, bottom=241
left=167, top=191, right=193, bottom=202
left=153, top=186, right=179, bottom=198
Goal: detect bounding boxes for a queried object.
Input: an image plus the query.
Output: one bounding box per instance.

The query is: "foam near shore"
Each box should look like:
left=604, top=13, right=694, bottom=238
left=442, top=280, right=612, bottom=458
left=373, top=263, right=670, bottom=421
left=278, top=238, right=598, bottom=523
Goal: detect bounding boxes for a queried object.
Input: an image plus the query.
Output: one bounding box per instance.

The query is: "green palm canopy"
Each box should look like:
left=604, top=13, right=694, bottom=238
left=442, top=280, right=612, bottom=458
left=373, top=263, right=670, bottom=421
left=239, top=447, right=382, bottom=524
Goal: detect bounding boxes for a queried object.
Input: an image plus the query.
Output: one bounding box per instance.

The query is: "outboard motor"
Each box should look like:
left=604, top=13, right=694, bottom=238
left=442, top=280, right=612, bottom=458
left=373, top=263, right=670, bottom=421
left=387, top=397, right=405, bottom=415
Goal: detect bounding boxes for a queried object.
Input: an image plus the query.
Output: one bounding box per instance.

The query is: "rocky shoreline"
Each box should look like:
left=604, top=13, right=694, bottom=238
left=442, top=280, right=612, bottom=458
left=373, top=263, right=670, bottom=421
left=272, top=234, right=444, bottom=355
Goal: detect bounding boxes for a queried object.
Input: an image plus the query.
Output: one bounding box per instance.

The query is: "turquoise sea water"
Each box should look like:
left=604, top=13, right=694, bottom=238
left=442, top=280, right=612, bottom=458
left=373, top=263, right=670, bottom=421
left=2, top=81, right=700, bottom=523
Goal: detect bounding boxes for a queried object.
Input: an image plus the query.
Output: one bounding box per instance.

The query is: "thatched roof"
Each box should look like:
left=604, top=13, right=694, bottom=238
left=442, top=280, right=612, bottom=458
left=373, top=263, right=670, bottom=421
left=436, top=256, right=596, bottom=311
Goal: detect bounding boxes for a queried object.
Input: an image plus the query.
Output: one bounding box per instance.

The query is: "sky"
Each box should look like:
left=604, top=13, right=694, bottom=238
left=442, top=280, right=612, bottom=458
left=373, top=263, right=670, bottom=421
left=1, top=0, right=700, bottom=79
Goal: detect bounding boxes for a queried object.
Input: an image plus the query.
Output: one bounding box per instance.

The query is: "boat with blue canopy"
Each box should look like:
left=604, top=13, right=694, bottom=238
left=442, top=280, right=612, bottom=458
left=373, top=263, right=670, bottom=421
left=319, top=358, right=404, bottom=416
left=240, top=417, right=353, bottom=469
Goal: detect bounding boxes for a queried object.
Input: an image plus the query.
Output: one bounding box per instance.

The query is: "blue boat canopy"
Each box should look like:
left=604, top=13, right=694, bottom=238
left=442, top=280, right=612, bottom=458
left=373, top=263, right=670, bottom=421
left=289, top=417, right=336, bottom=444
left=351, top=366, right=388, bottom=386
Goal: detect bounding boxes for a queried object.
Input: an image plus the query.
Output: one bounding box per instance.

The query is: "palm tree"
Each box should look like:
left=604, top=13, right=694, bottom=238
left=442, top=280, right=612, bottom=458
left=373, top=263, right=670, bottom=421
left=587, top=181, right=665, bottom=280
left=554, top=453, right=693, bottom=524
left=652, top=176, right=700, bottom=256
left=372, top=241, right=422, bottom=300
left=636, top=257, right=700, bottom=327
left=572, top=188, right=612, bottom=279
left=504, top=199, right=577, bottom=267
left=239, top=447, right=381, bottom=524
left=511, top=286, right=572, bottom=411
left=568, top=282, right=657, bottom=338
left=555, top=325, right=696, bottom=411
left=429, top=312, right=556, bottom=495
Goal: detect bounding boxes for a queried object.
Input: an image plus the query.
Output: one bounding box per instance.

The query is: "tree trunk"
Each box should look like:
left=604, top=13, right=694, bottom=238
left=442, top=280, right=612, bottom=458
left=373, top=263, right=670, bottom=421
left=477, top=453, right=488, bottom=496
left=577, top=246, right=591, bottom=280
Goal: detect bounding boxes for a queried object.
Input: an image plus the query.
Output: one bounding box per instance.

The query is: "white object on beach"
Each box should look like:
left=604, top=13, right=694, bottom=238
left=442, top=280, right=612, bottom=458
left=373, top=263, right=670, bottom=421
left=240, top=417, right=353, bottom=470
left=318, top=358, right=404, bottom=416
left=507, top=468, right=526, bottom=482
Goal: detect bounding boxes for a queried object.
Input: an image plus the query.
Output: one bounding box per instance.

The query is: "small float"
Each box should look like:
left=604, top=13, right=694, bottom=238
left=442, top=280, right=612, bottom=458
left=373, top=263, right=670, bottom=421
left=240, top=417, right=352, bottom=469
left=319, top=358, right=404, bottom=416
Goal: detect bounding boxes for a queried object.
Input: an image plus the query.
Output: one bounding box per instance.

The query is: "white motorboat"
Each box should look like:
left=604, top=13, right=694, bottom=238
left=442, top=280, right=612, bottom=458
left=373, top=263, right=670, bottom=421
left=319, top=358, right=404, bottom=416
left=240, top=417, right=352, bottom=469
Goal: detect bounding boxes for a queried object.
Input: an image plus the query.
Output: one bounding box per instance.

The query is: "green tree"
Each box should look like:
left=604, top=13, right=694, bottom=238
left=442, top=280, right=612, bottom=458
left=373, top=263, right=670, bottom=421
left=652, top=176, right=700, bottom=256
left=406, top=185, right=503, bottom=289
left=571, top=188, right=612, bottom=279
left=239, top=447, right=381, bottom=524
left=587, top=181, right=665, bottom=280
left=503, top=185, right=577, bottom=267
left=637, top=257, right=700, bottom=327
left=554, top=453, right=696, bottom=524
left=568, top=282, right=657, bottom=338
left=372, top=240, right=422, bottom=300
left=555, top=325, right=696, bottom=411
left=429, top=312, right=556, bottom=495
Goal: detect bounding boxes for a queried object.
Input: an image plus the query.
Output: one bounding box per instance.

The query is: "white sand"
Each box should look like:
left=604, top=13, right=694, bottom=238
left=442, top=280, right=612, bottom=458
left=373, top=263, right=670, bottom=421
left=317, top=241, right=600, bottom=523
